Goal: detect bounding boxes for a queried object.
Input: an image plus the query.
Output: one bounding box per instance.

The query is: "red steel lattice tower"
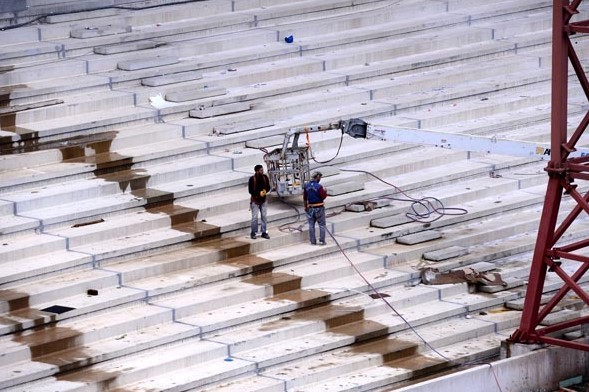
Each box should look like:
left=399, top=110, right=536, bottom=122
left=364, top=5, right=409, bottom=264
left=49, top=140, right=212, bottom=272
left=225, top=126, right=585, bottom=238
left=510, top=0, right=589, bottom=351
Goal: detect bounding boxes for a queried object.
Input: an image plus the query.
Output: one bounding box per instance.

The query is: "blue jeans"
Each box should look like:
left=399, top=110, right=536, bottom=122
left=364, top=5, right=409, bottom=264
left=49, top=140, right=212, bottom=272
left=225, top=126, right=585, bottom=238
left=251, top=201, right=267, bottom=234
left=307, top=206, right=326, bottom=244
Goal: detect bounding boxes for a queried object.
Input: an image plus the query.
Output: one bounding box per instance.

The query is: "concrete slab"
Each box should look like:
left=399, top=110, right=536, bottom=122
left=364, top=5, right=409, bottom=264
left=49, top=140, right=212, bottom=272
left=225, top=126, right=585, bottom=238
left=423, top=246, right=469, bottom=262
left=70, top=25, right=132, bottom=39
left=541, top=309, right=582, bottom=326
left=165, top=86, right=227, bottom=103
left=190, top=102, right=252, bottom=118
left=0, top=59, right=89, bottom=86
left=371, top=214, right=412, bottom=229
left=327, top=181, right=364, bottom=196
left=141, top=70, right=203, bottom=87
left=396, top=230, right=442, bottom=245
left=215, top=118, right=275, bottom=135
left=117, top=55, right=179, bottom=71
left=478, top=277, right=524, bottom=293
left=0, top=249, right=92, bottom=286
left=94, top=41, right=160, bottom=55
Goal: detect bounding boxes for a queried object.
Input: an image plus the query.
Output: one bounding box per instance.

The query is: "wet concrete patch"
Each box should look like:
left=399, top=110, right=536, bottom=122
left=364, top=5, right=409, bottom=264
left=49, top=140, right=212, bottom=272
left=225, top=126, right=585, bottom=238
left=0, top=289, right=31, bottom=312
left=243, top=272, right=302, bottom=295
left=220, top=254, right=274, bottom=275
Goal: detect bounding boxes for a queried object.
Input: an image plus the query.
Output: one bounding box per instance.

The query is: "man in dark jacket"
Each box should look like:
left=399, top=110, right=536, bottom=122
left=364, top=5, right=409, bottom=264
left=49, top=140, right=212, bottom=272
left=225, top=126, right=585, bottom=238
left=303, top=171, right=327, bottom=245
left=248, top=164, right=271, bottom=239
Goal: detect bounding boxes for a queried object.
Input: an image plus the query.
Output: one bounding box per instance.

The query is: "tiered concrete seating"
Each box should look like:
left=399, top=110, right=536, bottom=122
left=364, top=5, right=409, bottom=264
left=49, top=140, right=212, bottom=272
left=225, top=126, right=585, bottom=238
left=2, top=0, right=588, bottom=390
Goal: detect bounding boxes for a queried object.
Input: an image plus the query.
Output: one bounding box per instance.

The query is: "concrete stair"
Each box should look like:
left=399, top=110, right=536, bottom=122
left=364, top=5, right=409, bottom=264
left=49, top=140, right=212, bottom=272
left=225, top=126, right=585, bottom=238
left=2, top=0, right=588, bottom=390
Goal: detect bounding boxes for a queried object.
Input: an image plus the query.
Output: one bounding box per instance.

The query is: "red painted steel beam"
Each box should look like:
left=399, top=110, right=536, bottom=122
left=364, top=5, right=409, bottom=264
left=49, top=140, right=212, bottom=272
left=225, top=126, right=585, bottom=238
left=509, top=0, right=589, bottom=351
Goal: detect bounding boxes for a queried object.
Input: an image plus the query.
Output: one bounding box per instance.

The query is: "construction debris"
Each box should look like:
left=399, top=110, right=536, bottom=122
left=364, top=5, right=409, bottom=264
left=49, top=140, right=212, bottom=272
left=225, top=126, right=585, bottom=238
left=421, top=266, right=506, bottom=286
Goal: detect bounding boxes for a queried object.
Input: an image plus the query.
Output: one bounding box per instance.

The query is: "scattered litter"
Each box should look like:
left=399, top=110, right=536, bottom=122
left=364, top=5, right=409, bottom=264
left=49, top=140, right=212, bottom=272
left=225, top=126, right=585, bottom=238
left=421, top=267, right=506, bottom=286
left=284, top=35, right=294, bottom=43
left=228, top=68, right=237, bottom=72
left=72, top=219, right=105, bottom=228
left=149, top=93, right=180, bottom=109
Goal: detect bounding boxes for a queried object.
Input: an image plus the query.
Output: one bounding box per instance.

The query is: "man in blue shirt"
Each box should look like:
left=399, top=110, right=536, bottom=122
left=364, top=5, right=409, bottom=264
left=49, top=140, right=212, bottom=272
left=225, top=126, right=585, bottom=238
left=303, top=171, right=328, bottom=245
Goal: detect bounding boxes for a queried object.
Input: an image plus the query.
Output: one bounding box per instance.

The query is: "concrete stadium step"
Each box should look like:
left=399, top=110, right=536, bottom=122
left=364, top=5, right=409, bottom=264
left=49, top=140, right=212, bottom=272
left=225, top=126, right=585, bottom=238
left=253, top=311, right=517, bottom=391
left=354, top=55, right=546, bottom=97
left=199, top=158, right=486, bottom=232
left=0, top=122, right=201, bottom=187
left=272, top=1, right=455, bottom=40
left=0, top=164, right=254, bottom=238
left=4, top=337, right=242, bottom=392
left=431, top=101, right=571, bottom=139
left=3, top=90, right=136, bottom=125
left=0, top=1, right=248, bottom=65
left=0, top=282, right=147, bottom=338
left=449, top=0, right=551, bottom=15
left=318, top=26, right=507, bottom=71
left=187, top=101, right=397, bottom=154
left=0, top=249, right=92, bottom=286
left=144, top=231, right=386, bottom=287
left=328, top=38, right=518, bottom=87
left=107, top=16, right=510, bottom=100
left=0, top=209, right=202, bottom=263
left=205, top=283, right=466, bottom=361
left=160, top=48, right=541, bottom=143
left=45, top=1, right=239, bottom=32
left=172, top=86, right=376, bottom=136
left=0, top=130, right=441, bottom=254
left=0, top=302, right=179, bottom=365
left=0, top=74, right=112, bottom=107
left=291, top=329, right=512, bottom=391
left=372, top=67, right=552, bottom=113
left=473, top=13, right=553, bottom=40
left=103, top=238, right=276, bottom=284
left=0, top=59, right=90, bottom=86
left=105, top=298, right=504, bottom=391
left=0, top=136, right=545, bottom=278
left=0, top=267, right=127, bottom=313
left=1, top=105, right=158, bottom=149
left=1, top=152, right=233, bottom=216
left=370, top=194, right=589, bottom=287
left=327, top=169, right=546, bottom=234
left=385, top=84, right=556, bottom=129
left=418, top=214, right=589, bottom=286
left=238, top=0, right=405, bottom=28
left=118, top=23, right=536, bottom=112
left=148, top=247, right=402, bottom=324
left=172, top=265, right=405, bottom=334
left=137, top=57, right=326, bottom=99
left=333, top=183, right=548, bottom=263
left=0, top=232, right=66, bottom=262
left=155, top=188, right=544, bottom=332
left=0, top=318, right=198, bottom=390
left=0, top=206, right=40, bottom=236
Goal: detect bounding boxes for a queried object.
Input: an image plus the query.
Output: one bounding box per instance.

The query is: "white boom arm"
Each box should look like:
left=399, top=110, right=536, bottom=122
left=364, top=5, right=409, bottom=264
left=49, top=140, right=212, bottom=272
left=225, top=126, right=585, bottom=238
left=343, top=119, right=589, bottom=161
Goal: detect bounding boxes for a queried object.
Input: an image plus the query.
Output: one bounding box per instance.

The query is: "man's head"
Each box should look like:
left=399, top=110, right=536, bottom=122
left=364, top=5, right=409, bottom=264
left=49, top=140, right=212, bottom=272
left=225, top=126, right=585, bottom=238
left=312, top=171, right=322, bottom=181
left=254, top=164, right=264, bottom=174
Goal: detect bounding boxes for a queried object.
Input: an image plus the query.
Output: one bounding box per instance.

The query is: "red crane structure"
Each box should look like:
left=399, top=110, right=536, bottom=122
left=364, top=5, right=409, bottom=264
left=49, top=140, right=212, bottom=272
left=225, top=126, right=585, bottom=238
left=510, top=0, right=589, bottom=351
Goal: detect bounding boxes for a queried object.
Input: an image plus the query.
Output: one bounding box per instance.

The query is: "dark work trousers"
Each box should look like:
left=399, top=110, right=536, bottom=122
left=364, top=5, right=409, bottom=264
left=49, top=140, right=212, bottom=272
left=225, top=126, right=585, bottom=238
left=307, top=206, right=326, bottom=244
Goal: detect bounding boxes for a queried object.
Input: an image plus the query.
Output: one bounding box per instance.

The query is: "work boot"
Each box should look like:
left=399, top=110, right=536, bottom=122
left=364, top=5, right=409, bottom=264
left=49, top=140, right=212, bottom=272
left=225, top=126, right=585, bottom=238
left=261, top=232, right=270, bottom=239
left=250, top=233, right=256, bottom=239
